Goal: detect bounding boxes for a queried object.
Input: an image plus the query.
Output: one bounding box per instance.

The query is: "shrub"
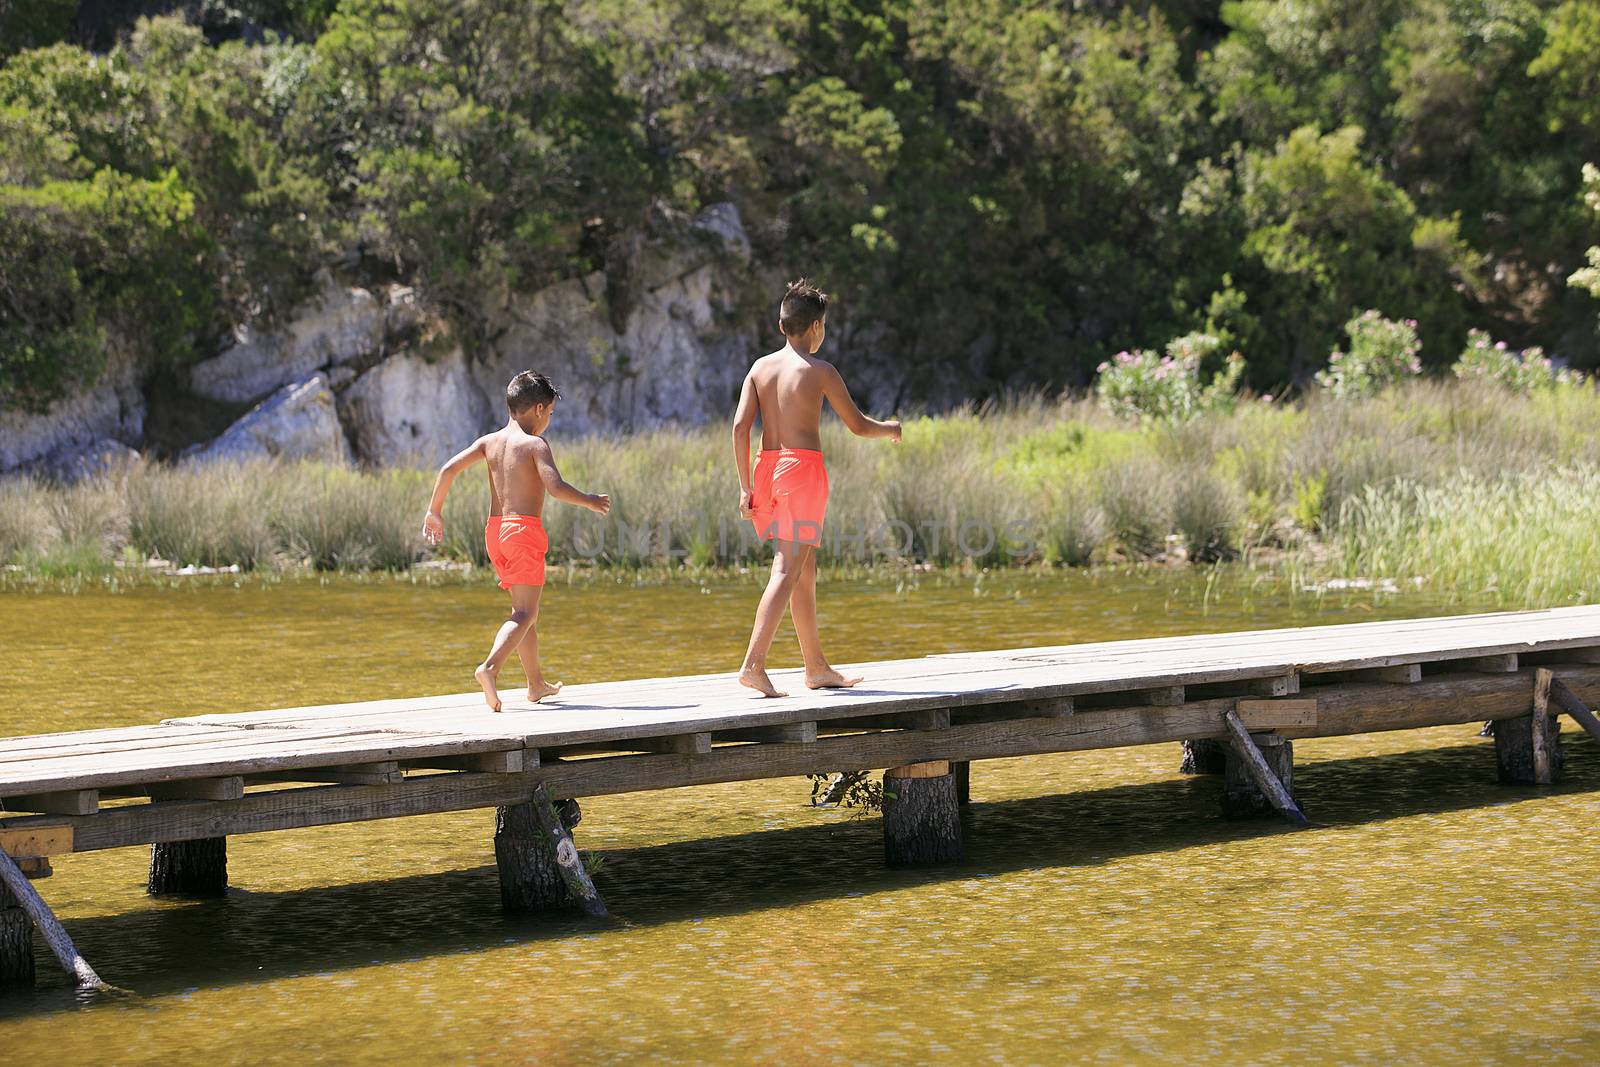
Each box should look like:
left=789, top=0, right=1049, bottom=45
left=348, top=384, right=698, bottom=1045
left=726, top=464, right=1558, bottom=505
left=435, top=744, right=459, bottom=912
left=128, top=461, right=281, bottom=568
left=0, top=476, right=51, bottom=562
left=1451, top=329, right=1582, bottom=392
left=1314, top=310, right=1422, bottom=399
left=1173, top=466, right=1244, bottom=562
left=1094, top=332, right=1243, bottom=423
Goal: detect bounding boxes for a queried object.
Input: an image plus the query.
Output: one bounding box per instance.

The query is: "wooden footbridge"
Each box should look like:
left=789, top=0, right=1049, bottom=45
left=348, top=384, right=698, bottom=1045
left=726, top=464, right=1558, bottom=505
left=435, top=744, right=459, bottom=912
left=5, top=604, right=1600, bottom=992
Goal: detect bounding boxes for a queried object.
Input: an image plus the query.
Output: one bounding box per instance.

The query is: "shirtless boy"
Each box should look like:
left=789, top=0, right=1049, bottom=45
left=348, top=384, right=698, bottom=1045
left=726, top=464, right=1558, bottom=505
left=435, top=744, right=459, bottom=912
left=733, top=279, right=901, bottom=697
left=422, top=372, right=610, bottom=712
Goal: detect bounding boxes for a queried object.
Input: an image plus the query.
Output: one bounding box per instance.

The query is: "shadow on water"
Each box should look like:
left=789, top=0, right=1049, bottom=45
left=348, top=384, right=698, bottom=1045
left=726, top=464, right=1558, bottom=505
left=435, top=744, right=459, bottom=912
left=4, top=736, right=1594, bottom=1017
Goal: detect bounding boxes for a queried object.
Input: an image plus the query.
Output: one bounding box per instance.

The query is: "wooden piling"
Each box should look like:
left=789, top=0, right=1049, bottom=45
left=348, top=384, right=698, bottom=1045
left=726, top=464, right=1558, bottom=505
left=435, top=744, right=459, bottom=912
left=497, top=787, right=606, bottom=918
left=1494, top=671, right=1564, bottom=784
left=148, top=838, right=228, bottom=897
left=0, top=880, right=33, bottom=990
left=1180, top=739, right=1227, bottom=775
left=0, top=849, right=106, bottom=991
left=1220, top=711, right=1306, bottom=825
left=953, top=760, right=971, bottom=806
left=882, top=761, right=962, bottom=865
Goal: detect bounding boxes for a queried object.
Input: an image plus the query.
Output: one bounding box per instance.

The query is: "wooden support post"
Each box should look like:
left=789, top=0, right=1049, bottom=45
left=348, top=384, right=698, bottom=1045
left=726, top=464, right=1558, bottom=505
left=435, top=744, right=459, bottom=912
left=1494, top=669, right=1564, bottom=785
left=1180, top=739, right=1228, bottom=775
left=1548, top=674, right=1600, bottom=743
left=1221, top=710, right=1308, bottom=825
left=1142, top=686, right=1185, bottom=705
left=640, top=733, right=712, bottom=755
left=1247, top=673, right=1300, bottom=697
left=149, top=838, right=228, bottom=897
left=0, top=879, right=33, bottom=990
left=496, top=785, right=607, bottom=918
left=0, top=848, right=106, bottom=991
left=953, top=760, right=971, bottom=806
left=882, top=761, right=962, bottom=865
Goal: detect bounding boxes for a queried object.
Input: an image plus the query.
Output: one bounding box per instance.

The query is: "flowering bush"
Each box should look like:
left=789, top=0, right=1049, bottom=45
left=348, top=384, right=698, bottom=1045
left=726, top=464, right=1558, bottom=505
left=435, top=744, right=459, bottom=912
left=1452, top=329, right=1581, bottom=392
left=1314, top=310, right=1422, bottom=399
left=1095, top=331, right=1244, bottom=422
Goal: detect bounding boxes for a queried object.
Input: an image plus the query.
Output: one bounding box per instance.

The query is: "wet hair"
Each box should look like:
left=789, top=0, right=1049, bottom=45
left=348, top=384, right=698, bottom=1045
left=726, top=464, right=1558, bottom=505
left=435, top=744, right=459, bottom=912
left=779, top=278, right=829, bottom=337
left=506, top=371, right=560, bottom=414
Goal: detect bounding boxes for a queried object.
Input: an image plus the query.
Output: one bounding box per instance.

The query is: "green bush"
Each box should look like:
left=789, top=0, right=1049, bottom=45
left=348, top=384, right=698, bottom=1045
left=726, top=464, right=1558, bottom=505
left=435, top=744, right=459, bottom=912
left=1315, top=310, right=1423, bottom=399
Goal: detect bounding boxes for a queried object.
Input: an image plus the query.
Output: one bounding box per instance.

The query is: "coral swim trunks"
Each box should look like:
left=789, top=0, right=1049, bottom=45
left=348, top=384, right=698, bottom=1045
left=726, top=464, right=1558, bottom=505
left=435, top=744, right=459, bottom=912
left=749, top=448, right=829, bottom=546
left=484, top=513, right=548, bottom=589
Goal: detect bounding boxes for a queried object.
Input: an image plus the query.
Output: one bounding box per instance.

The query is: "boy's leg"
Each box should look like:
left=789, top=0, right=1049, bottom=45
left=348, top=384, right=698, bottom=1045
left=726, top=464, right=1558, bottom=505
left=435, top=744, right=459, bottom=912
left=475, top=585, right=542, bottom=712
left=515, top=596, right=562, bottom=703
left=739, top=540, right=810, bottom=697
left=790, top=548, right=862, bottom=689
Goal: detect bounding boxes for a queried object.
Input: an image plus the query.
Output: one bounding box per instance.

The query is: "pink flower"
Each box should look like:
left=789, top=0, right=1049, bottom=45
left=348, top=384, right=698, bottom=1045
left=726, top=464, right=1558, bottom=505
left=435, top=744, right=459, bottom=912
left=1495, top=341, right=1507, bottom=351
left=1097, top=361, right=1110, bottom=373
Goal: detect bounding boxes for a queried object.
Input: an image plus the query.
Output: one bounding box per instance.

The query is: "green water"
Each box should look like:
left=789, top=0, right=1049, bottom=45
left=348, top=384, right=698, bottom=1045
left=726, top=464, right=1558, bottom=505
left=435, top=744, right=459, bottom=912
left=2, top=568, right=1598, bottom=1063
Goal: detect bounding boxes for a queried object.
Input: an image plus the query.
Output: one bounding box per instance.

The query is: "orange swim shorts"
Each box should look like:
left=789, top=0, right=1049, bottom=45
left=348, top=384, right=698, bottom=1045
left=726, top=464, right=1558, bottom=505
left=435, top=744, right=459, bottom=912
left=749, top=448, right=829, bottom=546
left=484, top=513, right=548, bottom=589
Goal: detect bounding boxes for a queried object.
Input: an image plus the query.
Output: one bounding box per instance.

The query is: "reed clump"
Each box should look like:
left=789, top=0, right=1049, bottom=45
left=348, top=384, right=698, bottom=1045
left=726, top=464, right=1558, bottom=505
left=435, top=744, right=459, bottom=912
left=1, top=379, right=1597, bottom=607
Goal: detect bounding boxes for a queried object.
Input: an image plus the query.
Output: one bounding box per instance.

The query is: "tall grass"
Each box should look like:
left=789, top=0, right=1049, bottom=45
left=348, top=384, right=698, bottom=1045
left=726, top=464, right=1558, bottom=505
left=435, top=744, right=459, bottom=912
left=3, top=379, right=1598, bottom=606
left=1332, top=469, right=1600, bottom=606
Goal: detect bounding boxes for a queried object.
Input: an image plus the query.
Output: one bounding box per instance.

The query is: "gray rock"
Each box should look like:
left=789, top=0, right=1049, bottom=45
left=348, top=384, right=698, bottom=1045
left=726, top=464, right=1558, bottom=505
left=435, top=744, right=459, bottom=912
left=35, top=438, right=141, bottom=483
left=341, top=348, right=494, bottom=468
left=0, top=353, right=145, bottom=473
left=479, top=204, right=761, bottom=436
left=189, top=283, right=384, bottom=404
left=186, top=374, right=353, bottom=465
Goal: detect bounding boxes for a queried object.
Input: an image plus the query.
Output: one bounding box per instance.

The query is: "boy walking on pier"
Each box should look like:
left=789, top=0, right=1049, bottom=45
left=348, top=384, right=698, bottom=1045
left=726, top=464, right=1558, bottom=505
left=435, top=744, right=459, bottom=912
left=423, top=372, right=610, bottom=712
left=733, top=279, right=901, bottom=697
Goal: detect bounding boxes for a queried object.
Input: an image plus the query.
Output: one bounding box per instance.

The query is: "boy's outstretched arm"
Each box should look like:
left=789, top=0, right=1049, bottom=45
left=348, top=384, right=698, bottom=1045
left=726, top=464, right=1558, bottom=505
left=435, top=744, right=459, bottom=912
left=732, top=371, right=758, bottom=517
left=534, top=438, right=611, bottom=515
left=422, top=437, right=487, bottom=545
left=821, top=364, right=901, bottom=442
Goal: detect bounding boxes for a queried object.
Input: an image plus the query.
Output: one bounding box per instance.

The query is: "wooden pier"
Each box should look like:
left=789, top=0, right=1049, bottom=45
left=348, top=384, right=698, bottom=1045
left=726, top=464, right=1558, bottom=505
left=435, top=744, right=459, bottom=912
left=5, top=604, right=1600, bottom=990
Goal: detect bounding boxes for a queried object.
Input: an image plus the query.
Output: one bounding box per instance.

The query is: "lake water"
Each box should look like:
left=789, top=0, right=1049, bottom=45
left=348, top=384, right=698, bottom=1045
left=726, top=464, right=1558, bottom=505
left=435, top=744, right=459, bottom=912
left=1, top=568, right=1597, bottom=1063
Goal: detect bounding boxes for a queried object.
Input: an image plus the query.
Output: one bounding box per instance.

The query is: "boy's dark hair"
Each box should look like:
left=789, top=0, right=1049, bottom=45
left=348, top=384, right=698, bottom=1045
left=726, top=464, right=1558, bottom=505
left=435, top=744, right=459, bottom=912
left=506, top=371, right=560, bottom=413
left=779, top=278, right=829, bottom=337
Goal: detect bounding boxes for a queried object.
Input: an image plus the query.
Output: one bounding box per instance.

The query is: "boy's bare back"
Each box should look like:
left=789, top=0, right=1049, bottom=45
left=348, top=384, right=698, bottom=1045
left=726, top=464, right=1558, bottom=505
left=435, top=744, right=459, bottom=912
left=482, top=425, right=552, bottom=517
left=746, top=348, right=862, bottom=451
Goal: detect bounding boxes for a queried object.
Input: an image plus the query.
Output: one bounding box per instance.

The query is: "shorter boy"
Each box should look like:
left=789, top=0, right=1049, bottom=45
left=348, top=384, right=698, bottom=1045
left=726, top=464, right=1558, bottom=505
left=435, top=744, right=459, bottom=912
left=423, top=372, right=610, bottom=711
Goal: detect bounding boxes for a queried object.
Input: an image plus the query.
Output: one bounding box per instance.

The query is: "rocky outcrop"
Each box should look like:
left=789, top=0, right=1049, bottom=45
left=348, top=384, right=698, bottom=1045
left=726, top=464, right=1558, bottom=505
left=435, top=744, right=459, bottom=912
left=188, top=282, right=385, bottom=404
left=0, top=353, right=145, bottom=479
left=340, top=347, right=493, bottom=468
left=185, top=374, right=353, bottom=465
left=479, top=204, right=760, bottom=436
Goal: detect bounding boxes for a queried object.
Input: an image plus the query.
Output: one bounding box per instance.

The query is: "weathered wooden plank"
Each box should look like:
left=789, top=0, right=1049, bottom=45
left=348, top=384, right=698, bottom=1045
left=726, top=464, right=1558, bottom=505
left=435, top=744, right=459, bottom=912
left=1458, top=653, right=1519, bottom=673
left=0, top=826, right=71, bottom=859
left=412, top=751, right=530, bottom=773
left=1309, top=663, right=1423, bottom=685
left=638, top=733, right=713, bottom=756
left=148, top=777, right=245, bottom=802
left=1247, top=674, right=1300, bottom=697
left=716, top=722, right=818, bottom=743
left=246, top=762, right=405, bottom=786
left=1236, top=699, right=1318, bottom=731
left=6, top=790, right=97, bottom=816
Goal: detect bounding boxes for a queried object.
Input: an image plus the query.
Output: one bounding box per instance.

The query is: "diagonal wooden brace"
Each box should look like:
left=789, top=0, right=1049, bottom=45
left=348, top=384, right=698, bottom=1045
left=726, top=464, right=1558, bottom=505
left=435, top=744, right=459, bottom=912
left=1222, top=708, right=1309, bottom=827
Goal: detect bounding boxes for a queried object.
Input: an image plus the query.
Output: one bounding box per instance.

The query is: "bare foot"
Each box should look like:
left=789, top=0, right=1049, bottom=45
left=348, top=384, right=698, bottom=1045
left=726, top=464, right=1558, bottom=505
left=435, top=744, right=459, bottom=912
left=739, top=666, right=788, bottom=698
left=474, top=663, right=502, bottom=713
left=806, top=666, right=864, bottom=690
left=526, top=680, right=563, bottom=703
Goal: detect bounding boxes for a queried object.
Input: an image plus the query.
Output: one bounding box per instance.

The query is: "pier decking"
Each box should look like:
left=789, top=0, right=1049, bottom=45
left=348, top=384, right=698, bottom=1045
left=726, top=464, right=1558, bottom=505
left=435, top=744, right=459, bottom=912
left=5, top=604, right=1600, bottom=990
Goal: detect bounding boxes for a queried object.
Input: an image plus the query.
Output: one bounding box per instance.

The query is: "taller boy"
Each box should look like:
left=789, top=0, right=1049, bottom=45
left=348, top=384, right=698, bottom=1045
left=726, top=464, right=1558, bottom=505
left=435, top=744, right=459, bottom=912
left=733, top=279, right=901, bottom=697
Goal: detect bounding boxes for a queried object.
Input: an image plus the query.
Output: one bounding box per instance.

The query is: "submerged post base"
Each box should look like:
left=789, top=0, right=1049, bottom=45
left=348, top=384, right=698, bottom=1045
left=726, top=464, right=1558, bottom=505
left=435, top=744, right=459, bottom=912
left=882, top=761, right=962, bottom=865
left=1181, top=739, right=1228, bottom=775
left=0, top=882, right=34, bottom=990
left=1221, top=735, right=1294, bottom=819
left=149, top=838, right=228, bottom=896
left=495, top=801, right=571, bottom=913
left=1495, top=712, right=1564, bottom=784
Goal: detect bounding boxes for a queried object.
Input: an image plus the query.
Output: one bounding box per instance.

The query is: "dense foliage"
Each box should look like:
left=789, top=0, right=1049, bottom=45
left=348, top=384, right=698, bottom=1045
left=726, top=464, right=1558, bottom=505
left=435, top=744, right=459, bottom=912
left=3, top=0, right=1599, bottom=412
